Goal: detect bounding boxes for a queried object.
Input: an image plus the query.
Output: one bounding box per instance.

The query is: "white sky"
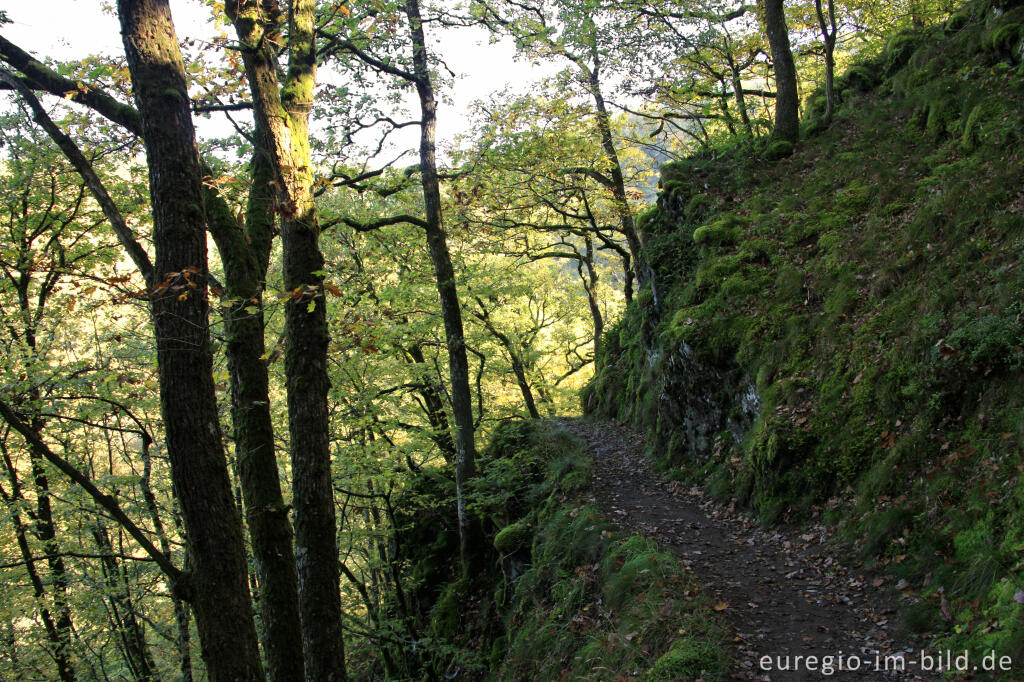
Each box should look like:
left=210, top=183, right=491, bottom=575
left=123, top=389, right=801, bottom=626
left=2, top=0, right=551, bottom=160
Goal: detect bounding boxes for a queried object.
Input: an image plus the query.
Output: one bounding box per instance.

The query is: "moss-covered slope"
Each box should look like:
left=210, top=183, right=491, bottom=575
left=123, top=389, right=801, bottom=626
left=395, top=421, right=728, bottom=681
left=585, top=0, right=1024, bottom=665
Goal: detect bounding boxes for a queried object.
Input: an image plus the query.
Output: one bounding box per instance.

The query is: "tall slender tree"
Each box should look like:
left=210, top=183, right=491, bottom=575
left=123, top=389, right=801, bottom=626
left=224, top=2, right=348, bottom=675
left=116, top=0, right=265, bottom=678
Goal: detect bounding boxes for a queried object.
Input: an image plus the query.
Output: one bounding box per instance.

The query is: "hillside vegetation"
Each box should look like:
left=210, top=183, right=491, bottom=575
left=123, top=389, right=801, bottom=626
left=586, top=0, right=1024, bottom=664
left=390, top=421, right=729, bottom=681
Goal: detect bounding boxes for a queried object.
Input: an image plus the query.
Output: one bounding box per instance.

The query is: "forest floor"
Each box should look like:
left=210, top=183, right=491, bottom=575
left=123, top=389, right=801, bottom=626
left=561, top=419, right=939, bottom=681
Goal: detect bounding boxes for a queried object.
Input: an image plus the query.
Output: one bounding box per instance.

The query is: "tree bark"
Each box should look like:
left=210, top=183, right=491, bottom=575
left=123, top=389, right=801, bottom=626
left=727, top=54, right=755, bottom=136
left=473, top=298, right=540, bottom=420
left=586, top=68, right=658, bottom=309
left=406, top=0, right=480, bottom=570
left=405, top=342, right=457, bottom=463
left=762, top=0, right=800, bottom=142
left=204, top=152, right=306, bottom=682
left=225, top=1, right=347, bottom=677
left=117, top=1, right=265, bottom=679
left=579, top=234, right=604, bottom=361
left=5, top=226, right=77, bottom=682
left=139, top=432, right=194, bottom=682
left=0, top=445, right=75, bottom=682
left=92, top=525, right=159, bottom=681
left=815, top=0, right=838, bottom=126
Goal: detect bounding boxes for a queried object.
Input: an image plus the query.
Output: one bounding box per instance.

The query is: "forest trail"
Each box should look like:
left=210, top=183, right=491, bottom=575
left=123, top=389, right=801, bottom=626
left=562, top=419, right=936, bottom=681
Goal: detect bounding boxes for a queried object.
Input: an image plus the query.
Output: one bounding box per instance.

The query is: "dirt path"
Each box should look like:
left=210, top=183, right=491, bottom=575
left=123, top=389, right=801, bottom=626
left=562, top=419, right=936, bottom=681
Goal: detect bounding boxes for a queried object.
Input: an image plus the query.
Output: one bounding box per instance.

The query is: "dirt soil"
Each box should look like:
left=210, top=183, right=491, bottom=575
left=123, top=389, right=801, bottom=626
left=562, top=419, right=939, bottom=681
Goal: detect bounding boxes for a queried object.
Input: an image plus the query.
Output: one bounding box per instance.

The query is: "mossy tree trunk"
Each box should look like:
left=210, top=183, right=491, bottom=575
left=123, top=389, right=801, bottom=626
left=761, top=0, right=800, bottom=143
left=203, top=149, right=307, bottom=681
left=117, top=1, right=265, bottom=679
left=225, top=1, right=347, bottom=677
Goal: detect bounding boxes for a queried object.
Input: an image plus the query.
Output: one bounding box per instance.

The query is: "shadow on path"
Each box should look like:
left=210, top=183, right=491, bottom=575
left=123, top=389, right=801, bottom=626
left=562, top=419, right=936, bottom=681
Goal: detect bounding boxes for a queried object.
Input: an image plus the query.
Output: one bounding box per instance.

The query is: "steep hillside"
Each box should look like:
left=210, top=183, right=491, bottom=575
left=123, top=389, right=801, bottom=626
left=585, top=0, right=1024, bottom=665
left=381, top=421, right=729, bottom=681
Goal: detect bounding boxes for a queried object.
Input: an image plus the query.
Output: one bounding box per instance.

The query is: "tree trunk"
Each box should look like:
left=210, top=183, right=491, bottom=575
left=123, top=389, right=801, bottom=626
left=92, top=525, right=159, bottom=681
left=0, top=445, right=75, bottom=682
left=27, top=426, right=77, bottom=679
left=225, top=1, right=347, bottom=676
left=728, top=57, right=755, bottom=136
left=406, top=0, right=479, bottom=570
left=139, top=432, right=193, bottom=682
left=117, top=1, right=265, bottom=679
left=579, top=235, right=604, bottom=360
left=406, top=342, right=457, bottom=463
left=473, top=299, right=540, bottom=420
left=762, top=0, right=800, bottom=143
left=9, top=255, right=76, bottom=682
left=815, top=0, right=838, bottom=126
left=204, top=150, right=306, bottom=682
left=587, top=69, right=658, bottom=309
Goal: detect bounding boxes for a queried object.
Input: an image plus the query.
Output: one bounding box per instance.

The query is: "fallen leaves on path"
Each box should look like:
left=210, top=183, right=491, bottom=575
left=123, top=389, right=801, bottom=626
left=562, top=419, right=938, bottom=681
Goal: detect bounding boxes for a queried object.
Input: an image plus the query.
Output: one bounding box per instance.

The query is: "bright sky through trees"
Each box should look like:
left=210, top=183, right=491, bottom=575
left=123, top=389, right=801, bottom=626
left=4, top=0, right=552, bottom=153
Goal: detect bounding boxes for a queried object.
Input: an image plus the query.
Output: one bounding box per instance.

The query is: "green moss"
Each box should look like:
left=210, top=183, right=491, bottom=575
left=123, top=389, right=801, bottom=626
left=685, top=193, right=715, bottom=221
left=695, top=254, right=742, bottom=288
left=984, top=19, right=1024, bottom=57
left=839, top=63, right=881, bottom=93
left=924, top=89, right=961, bottom=140
left=721, top=273, right=761, bottom=300
left=763, top=139, right=795, bottom=161
left=693, top=213, right=748, bottom=247
left=693, top=224, right=733, bottom=246
left=494, top=522, right=532, bottom=554
left=649, top=639, right=728, bottom=681
left=886, top=30, right=927, bottom=73
left=488, top=452, right=729, bottom=681
left=941, top=314, right=1024, bottom=370
left=961, top=97, right=1016, bottom=150
left=823, top=280, right=860, bottom=317
left=836, top=179, right=873, bottom=211
left=431, top=580, right=464, bottom=639
left=585, top=8, right=1024, bottom=674
left=774, top=266, right=805, bottom=300
left=738, top=237, right=772, bottom=263
left=817, top=231, right=842, bottom=251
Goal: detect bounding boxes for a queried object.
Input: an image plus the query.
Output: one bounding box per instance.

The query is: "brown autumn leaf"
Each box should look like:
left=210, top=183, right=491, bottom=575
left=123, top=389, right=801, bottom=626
left=713, top=601, right=729, bottom=611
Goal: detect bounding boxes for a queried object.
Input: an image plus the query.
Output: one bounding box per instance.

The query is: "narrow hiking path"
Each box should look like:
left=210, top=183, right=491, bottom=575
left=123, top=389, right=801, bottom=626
left=562, top=419, right=938, bottom=681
